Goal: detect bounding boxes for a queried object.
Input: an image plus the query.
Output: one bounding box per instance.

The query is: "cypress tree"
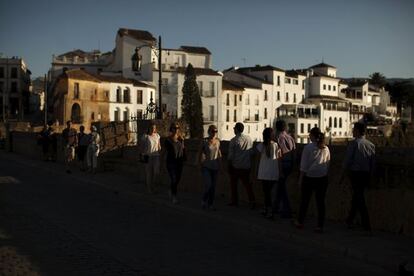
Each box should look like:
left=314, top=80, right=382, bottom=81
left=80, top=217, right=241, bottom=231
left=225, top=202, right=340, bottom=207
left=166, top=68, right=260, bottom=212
left=181, top=63, right=204, bottom=138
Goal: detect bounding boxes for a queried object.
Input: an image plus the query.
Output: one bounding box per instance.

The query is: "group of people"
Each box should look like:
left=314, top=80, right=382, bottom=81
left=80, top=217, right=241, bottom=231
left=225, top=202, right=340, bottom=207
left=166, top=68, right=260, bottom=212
left=140, top=120, right=375, bottom=234
left=39, top=120, right=101, bottom=174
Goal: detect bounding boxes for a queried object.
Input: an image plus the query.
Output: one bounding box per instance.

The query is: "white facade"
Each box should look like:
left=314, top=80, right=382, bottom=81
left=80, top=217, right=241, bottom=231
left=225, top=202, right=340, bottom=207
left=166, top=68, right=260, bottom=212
left=106, top=82, right=155, bottom=122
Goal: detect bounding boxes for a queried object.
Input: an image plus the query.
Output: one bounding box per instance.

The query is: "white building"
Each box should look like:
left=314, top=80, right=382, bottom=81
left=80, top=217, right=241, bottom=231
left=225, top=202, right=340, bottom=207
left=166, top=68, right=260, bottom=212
left=219, top=80, right=244, bottom=140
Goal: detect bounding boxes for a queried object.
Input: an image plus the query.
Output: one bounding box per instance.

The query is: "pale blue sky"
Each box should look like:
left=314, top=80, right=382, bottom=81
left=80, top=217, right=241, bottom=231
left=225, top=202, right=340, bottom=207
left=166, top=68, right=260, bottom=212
left=1, top=0, right=413, bottom=78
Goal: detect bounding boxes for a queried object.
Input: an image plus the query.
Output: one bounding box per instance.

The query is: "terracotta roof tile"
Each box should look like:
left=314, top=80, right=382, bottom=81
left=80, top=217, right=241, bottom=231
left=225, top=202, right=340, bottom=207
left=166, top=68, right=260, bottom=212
left=180, top=46, right=211, bottom=55
left=117, top=28, right=156, bottom=42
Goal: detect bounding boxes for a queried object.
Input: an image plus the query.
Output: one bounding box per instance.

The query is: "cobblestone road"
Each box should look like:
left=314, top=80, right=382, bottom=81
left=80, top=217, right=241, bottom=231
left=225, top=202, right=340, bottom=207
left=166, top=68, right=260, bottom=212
left=0, top=153, right=392, bottom=275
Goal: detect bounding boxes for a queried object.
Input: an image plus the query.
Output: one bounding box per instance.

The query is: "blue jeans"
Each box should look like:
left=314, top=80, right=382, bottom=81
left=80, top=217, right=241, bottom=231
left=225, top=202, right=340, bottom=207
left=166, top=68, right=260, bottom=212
left=167, top=161, right=183, bottom=196
left=201, top=167, right=218, bottom=207
left=273, top=162, right=292, bottom=217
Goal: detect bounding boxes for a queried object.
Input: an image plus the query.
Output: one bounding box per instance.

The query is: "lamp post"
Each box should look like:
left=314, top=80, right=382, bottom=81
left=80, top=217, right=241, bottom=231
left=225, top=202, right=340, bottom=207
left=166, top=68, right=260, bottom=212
left=133, top=36, right=163, bottom=120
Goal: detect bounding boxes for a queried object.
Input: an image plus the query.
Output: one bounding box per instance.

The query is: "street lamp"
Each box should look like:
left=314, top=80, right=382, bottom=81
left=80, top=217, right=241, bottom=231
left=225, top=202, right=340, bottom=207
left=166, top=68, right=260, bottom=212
left=132, top=36, right=163, bottom=120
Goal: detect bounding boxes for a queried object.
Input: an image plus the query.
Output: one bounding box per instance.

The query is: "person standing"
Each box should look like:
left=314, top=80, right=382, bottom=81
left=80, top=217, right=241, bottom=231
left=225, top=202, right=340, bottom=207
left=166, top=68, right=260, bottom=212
left=38, top=124, right=50, bottom=161
left=227, top=122, right=255, bottom=208
left=165, top=123, right=186, bottom=204
left=274, top=120, right=296, bottom=218
left=76, top=125, right=89, bottom=171
left=199, top=125, right=222, bottom=210
left=62, top=120, right=78, bottom=173
left=87, top=125, right=100, bottom=174
left=341, top=122, right=375, bottom=234
left=256, top=128, right=281, bottom=218
left=295, top=127, right=330, bottom=233
left=142, top=123, right=161, bottom=194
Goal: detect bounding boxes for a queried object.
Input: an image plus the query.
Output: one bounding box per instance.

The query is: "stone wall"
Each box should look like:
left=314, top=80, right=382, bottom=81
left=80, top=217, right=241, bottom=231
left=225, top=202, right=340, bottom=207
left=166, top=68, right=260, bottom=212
left=7, top=131, right=414, bottom=237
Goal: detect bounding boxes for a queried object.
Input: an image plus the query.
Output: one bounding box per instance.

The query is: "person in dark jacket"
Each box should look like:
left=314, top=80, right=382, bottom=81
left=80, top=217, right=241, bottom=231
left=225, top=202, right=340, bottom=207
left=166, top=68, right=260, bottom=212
left=165, top=123, right=186, bottom=204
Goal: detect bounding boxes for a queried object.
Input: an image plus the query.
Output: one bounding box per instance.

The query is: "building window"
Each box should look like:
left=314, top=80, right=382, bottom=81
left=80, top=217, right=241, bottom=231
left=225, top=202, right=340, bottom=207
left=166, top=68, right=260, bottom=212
left=334, top=117, right=337, bottom=128
left=123, top=109, right=129, bottom=121
left=264, top=90, right=268, bottom=101
left=11, top=82, right=17, bottom=93
left=11, top=67, right=18, bottom=79
left=293, top=93, right=296, bottom=103
left=255, top=95, right=259, bottom=105
left=226, top=94, right=230, bottom=106
left=339, top=117, right=342, bottom=128
left=285, top=78, right=291, bottom=84
left=300, top=123, right=304, bottom=133
left=137, top=109, right=143, bottom=119
left=114, top=109, right=120, bottom=121
left=308, top=123, right=311, bottom=132
left=277, top=76, right=280, bottom=86
left=209, top=105, right=215, bottom=121
left=277, top=91, right=280, bottom=101
left=197, top=81, right=203, bottom=96
left=264, top=108, right=267, bottom=119
left=302, top=80, right=305, bottom=89
left=234, top=110, right=237, bottom=122
left=209, top=81, right=215, bottom=97
left=116, top=87, right=122, bottom=102
left=302, top=95, right=305, bottom=102
left=226, top=109, right=230, bottom=122
left=162, top=78, right=169, bottom=94
left=328, top=85, right=331, bottom=91
left=226, top=125, right=229, bottom=131
left=137, top=90, right=143, bottom=104
left=323, top=84, right=326, bottom=90
left=71, top=103, right=81, bottom=123
left=254, top=110, right=259, bottom=121
left=234, top=94, right=237, bottom=106
left=0, top=67, right=4, bottom=78
left=333, top=86, right=336, bottom=91
left=329, top=117, right=332, bottom=128
left=239, top=95, right=242, bottom=101
left=91, top=112, right=95, bottom=120
left=123, top=88, right=130, bottom=103
left=285, top=92, right=289, bottom=102
left=74, top=83, right=79, bottom=99
left=246, top=95, right=250, bottom=105
left=293, top=79, right=298, bottom=85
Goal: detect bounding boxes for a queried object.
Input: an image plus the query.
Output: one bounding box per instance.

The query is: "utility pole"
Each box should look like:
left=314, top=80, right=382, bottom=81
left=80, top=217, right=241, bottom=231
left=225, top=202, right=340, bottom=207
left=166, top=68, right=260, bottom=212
left=2, top=58, right=6, bottom=122
left=158, top=36, right=162, bottom=119
left=44, top=74, right=47, bottom=125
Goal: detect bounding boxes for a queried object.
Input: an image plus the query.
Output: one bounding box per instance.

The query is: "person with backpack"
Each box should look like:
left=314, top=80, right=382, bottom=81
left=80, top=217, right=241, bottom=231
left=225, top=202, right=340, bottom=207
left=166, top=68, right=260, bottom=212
left=274, top=120, right=296, bottom=219
left=295, top=127, right=330, bottom=233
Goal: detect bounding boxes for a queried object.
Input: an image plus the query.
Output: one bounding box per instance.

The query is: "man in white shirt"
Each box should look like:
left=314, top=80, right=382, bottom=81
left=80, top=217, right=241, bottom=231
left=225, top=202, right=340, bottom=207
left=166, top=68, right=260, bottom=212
left=227, top=122, right=255, bottom=208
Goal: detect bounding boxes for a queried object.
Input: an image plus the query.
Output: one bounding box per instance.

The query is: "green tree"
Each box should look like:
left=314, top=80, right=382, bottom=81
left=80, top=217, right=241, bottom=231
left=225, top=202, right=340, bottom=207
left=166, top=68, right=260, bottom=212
left=369, top=72, right=387, bottom=88
left=181, top=63, right=204, bottom=138
left=386, top=81, right=414, bottom=120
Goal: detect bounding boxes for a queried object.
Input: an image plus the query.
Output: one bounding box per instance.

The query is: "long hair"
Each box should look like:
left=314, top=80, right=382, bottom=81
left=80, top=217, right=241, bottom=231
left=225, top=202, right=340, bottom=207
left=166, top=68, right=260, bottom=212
left=262, top=127, right=274, bottom=158
left=310, top=127, right=325, bottom=149
left=147, top=122, right=156, bottom=135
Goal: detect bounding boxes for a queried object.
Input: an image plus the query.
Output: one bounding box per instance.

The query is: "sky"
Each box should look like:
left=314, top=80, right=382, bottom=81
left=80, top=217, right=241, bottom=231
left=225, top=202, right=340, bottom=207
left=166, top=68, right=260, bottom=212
left=1, top=0, right=413, bottom=79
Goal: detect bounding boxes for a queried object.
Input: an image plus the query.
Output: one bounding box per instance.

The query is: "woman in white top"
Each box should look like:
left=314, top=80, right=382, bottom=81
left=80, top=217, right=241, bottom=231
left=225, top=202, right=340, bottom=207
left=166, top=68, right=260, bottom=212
left=87, top=125, right=100, bottom=174
left=295, top=127, right=330, bottom=233
left=199, top=125, right=222, bottom=210
left=142, top=123, right=161, bottom=193
left=256, top=128, right=281, bottom=218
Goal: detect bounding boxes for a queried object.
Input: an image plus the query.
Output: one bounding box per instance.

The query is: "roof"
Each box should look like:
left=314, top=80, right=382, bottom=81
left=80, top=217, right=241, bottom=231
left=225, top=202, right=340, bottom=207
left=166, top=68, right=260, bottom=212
left=368, top=84, right=381, bottom=92
left=285, top=69, right=307, bottom=78
left=180, top=46, right=211, bottom=55
left=347, top=79, right=368, bottom=87
left=311, top=71, right=340, bottom=80
left=238, top=65, right=285, bottom=73
left=309, top=62, right=337, bottom=69
left=307, top=95, right=349, bottom=102
left=233, top=70, right=273, bottom=84
left=62, top=69, right=155, bottom=87
left=222, top=80, right=244, bottom=91
left=176, top=67, right=221, bottom=76
left=117, top=28, right=156, bottom=42
left=58, top=49, right=100, bottom=59
left=222, top=79, right=259, bottom=89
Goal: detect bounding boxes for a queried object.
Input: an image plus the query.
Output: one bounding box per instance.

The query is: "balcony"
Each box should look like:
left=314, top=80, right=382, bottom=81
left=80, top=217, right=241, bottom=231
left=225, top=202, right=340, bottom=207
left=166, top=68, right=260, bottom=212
left=203, top=116, right=217, bottom=122
left=243, top=116, right=261, bottom=122
left=203, top=91, right=215, bottom=98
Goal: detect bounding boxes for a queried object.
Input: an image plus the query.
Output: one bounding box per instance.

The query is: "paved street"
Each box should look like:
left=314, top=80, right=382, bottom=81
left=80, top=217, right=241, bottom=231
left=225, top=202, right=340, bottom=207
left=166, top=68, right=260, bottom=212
left=0, top=152, right=395, bottom=275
